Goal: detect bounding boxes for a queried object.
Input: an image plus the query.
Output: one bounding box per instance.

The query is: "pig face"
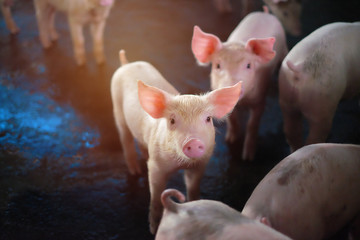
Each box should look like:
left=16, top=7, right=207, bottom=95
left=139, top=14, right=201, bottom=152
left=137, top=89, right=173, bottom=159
left=138, top=80, right=241, bottom=167
left=192, top=26, right=275, bottom=96
left=263, top=0, right=302, bottom=36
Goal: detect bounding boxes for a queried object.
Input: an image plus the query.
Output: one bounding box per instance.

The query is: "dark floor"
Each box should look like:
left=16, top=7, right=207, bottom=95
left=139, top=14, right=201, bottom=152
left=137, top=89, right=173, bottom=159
left=0, top=0, right=360, bottom=239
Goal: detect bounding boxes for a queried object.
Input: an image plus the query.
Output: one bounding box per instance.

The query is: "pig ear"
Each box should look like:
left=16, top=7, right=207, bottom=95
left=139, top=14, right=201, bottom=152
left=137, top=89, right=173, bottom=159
left=245, top=37, right=276, bottom=63
left=192, top=25, right=222, bottom=64
left=138, top=80, right=169, bottom=119
left=207, top=81, right=242, bottom=119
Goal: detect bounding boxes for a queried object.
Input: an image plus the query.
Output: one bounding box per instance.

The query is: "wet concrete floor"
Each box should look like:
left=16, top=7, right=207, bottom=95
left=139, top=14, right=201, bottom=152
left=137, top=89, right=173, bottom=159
left=0, top=0, right=360, bottom=239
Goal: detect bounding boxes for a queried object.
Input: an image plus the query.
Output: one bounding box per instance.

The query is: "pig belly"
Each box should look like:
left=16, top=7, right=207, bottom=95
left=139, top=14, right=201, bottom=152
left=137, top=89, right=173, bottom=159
left=243, top=144, right=360, bottom=240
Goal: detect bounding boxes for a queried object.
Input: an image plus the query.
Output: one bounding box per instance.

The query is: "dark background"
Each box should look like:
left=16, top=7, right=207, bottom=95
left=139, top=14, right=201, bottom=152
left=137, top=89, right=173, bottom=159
left=1, top=0, right=360, bottom=239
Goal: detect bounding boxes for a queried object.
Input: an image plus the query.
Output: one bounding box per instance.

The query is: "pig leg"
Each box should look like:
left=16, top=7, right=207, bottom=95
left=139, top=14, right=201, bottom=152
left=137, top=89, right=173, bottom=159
left=225, top=110, right=239, bottom=143
left=68, top=16, right=86, bottom=65
left=48, top=8, right=58, bottom=41
left=90, top=20, right=106, bottom=64
left=282, top=108, right=303, bottom=152
left=242, top=104, right=264, bottom=161
left=113, top=110, right=141, bottom=175
left=184, top=164, right=206, bottom=201
left=305, top=116, right=333, bottom=146
left=148, top=160, right=170, bottom=234
left=34, top=0, right=52, bottom=48
left=1, top=1, right=19, bottom=34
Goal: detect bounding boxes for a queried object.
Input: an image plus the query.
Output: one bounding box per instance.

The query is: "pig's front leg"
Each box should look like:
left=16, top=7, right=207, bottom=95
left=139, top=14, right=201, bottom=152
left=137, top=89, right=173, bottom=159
left=68, top=17, right=86, bottom=65
left=305, top=116, right=333, bottom=147
left=242, top=104, right=264, bottom=161
left=148, top=160, right=170, bottom=234
left=90, top=20, right=106, bottom=64
left=184, top=164, right=206, bottom=201
left=34, top=0, right=52, bottom=48
left=225, top=110, right=239, bottom=144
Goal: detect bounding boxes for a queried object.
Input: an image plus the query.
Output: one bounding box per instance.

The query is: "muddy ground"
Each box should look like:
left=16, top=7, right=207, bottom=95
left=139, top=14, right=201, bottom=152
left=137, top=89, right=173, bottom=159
left=0, top=0, right=360, bottom=239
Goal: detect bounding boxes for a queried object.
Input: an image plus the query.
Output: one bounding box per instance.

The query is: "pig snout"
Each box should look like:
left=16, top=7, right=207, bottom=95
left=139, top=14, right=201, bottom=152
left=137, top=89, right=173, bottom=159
left=182, top=138, right=205, bottom=158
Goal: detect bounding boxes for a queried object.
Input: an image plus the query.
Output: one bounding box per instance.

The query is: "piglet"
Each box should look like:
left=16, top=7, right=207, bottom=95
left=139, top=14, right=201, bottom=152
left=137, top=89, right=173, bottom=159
left=263, top=0, right=302, bottom=36
left=242, top=143, right=360, bottom=240
left=1, top=0, right=19, bottom=34
left=156, top=188, right=292, bottom=240
left=279, top=22, right=360, bottom=152
left=111, top=50, right=242, bottom=234
left=33, top=0, right=114, bottom=65
left=192, top=11, right=287, bottom=161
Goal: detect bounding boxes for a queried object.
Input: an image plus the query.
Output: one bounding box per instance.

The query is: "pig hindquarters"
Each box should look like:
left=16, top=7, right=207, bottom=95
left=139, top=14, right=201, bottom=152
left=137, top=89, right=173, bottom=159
left=192, top=11, right=287, bottom=160
left=33, top=0, right=114, bottom=65
left=279, top=22, right=360, bottom=152
left=156, top=189, right=292, bottom=240
left=242, top=143, right=360, bottom=240
left=111, top=51, right=242, bottom=234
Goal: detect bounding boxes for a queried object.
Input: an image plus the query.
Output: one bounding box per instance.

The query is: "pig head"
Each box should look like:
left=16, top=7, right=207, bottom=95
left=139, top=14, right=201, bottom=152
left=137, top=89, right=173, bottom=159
left=192, top=11, right=287, bottom=160
left=156, top=189, right=293, bottom=240
left=242, top=143, right=360, bottom=240
left=111, top=50, right=242, bottom=234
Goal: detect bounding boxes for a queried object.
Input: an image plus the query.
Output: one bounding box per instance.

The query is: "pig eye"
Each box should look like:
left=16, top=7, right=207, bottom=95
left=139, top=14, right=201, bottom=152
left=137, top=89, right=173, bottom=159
left=206, top=116, right=211, bottom=123
left=170, top=118, right=175, bottom=125
left=246, top=63, right=251, bottom=69
left=216, top=63, right=221, bottom=69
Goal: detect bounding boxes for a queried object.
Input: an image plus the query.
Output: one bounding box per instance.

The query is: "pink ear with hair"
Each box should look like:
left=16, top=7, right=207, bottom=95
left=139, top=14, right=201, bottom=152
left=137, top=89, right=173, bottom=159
left=138, top=80, right=168, bottom=119
left=207, top=81, right=242, bottom=119
left=192, top=26, right=222, bottom=64
left=245, top=37, right=276, bottom=63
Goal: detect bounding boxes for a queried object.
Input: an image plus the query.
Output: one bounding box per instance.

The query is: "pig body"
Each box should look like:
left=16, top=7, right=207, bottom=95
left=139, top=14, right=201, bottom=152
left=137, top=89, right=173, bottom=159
left=279, top=22, right=360, bottom=152
left=1, top=0, right=19, bottom=34
left=156, top=189, right=292, bottom=240
left=111, top=50, right=242, bottom=234
left=33, top=0, right=114, bottom=65
left=242, top=143, right=360, bottom=240
left=192, top=11, right=287, bottom=160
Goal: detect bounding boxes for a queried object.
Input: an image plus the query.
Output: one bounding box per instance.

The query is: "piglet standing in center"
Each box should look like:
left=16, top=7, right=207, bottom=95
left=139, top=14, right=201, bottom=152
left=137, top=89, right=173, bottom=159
left=111, top=50, right=242, bottom=234
left=191, top=10, right=287, bottom=161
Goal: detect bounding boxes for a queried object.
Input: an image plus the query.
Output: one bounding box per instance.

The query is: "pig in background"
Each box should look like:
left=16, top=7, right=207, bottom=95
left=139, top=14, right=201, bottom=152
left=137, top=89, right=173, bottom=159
left=278, top=22, right=360, bottom=152
left=1, top=0, right=19, bottom=34
left=212, top=0, right=302, bottom=36
left=242, top=143, right=360, bottom=240
left=192, top=10, right=288, bottom=161
left=33, top=0, right=114, bottom=66
left=110, top=50, right=242, bottom=234
left=156, top=188, right=292, bottom=240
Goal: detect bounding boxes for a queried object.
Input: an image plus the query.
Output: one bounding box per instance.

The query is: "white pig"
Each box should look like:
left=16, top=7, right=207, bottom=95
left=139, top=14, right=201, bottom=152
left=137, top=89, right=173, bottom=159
left=1, top=0, right=19, bottom=34
left=33, top=0, right=114, bottom=65
left=191, top=11, right=287, bottom=161
left=111, top=50, right=242, bottom=234
left=263, top=0, right=302, bottom=36
left=156, top=188, right=293, bottom=240
left=242, top=143, right=360, bottom=240
left=279, top=22, right=360, bottom=152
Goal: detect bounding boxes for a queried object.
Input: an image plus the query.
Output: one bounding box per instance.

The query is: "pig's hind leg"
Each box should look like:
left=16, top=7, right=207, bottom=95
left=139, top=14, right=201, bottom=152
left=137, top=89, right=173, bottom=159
left=113, top=110, right=141, bottom=175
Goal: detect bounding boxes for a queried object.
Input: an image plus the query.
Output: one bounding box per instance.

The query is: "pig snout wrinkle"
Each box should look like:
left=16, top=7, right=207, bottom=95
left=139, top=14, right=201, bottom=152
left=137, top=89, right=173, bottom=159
left=182, top=138, right=205, bottom=159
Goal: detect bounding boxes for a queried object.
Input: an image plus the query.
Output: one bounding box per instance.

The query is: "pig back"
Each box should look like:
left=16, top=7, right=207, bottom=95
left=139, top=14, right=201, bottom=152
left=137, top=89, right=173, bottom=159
left=228, top=12, right=287, bottom=60
left=243, top=143, right=360, bottom=239
left=111, top=61, right=179, bottom=146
